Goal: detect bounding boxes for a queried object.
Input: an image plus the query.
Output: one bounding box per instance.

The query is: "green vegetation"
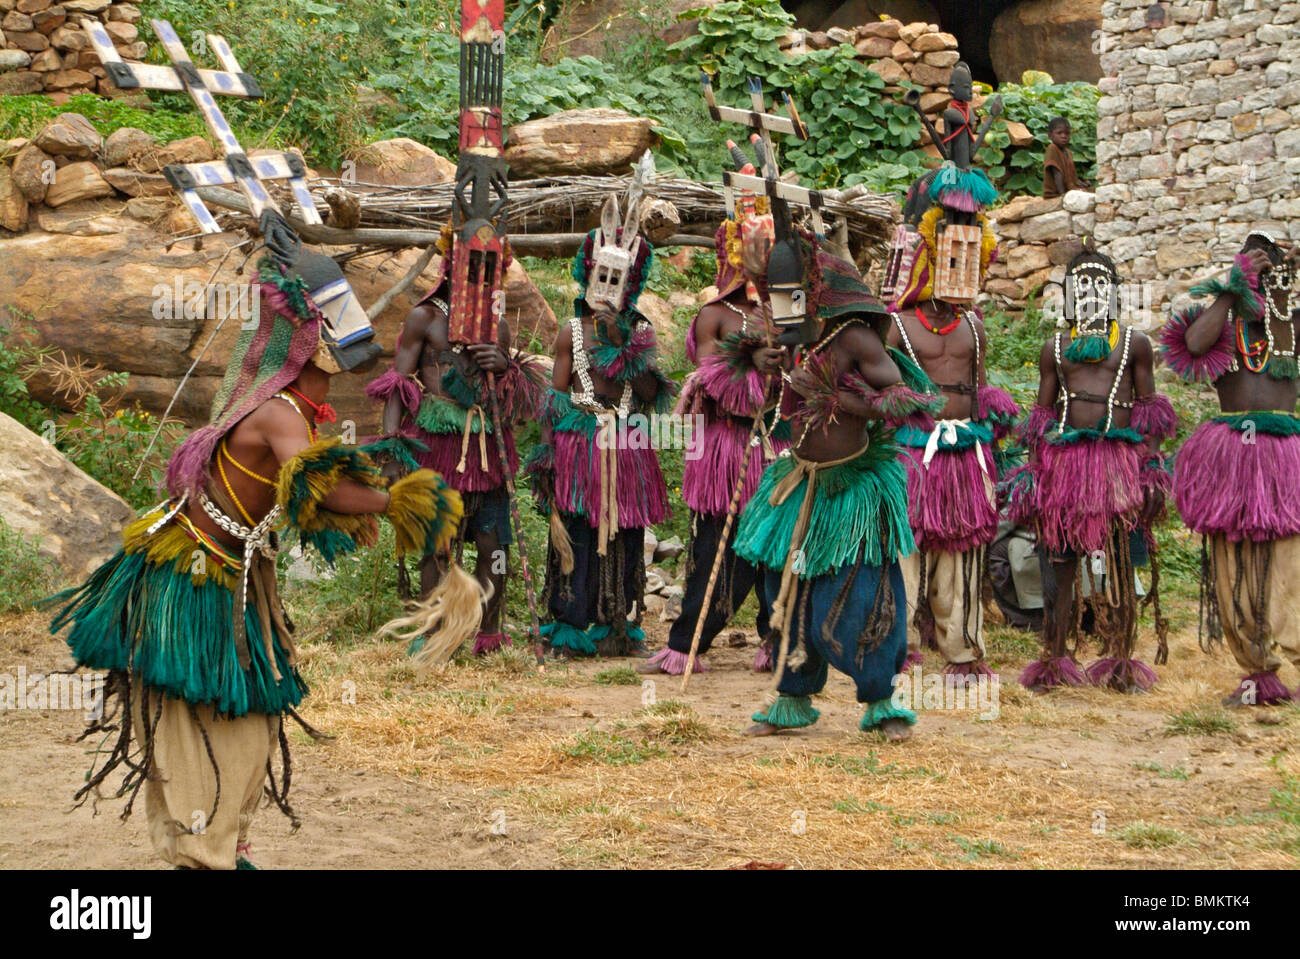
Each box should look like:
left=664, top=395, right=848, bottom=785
left=1164, top=706, right=1238, bottom=737
left=0, top=518, right=60, bottom=613
left=559, top=728, right=668, bottom=765
left=593, top=666, right=640, bottom=686
left=0, top=0, right=1098, bottom=196
left=1115, top=821, right=1191, bottom=850
left=0, top=313, right=184, bottom=511
left=949, top=834, right=1019, bottom=861
left=0, top=92, right=210, bottom=148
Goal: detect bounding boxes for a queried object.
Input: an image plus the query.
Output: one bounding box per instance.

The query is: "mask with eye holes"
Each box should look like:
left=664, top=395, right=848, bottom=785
left=1063, top=249, right=1120, bottom=336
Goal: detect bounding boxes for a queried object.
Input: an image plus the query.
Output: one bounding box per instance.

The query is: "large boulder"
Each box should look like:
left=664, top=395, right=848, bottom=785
left=0, top=409, right=134, bottom=582
left=989, top=0, right=1101, bottom=85
left=2, top=204, right=559, bottom=432
left=505, top=108, right=657, bottom=178
left=349, top=137, right=455, bottom=188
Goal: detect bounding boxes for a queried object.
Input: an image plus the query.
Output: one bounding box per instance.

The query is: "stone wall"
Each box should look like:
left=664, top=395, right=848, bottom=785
left=0, top=0, right=143, bottom=97
left=779, top=19, right=1035, bottom=160
left=1094, top=0, right=1300, bottom=311
left=985, top=190, right=1097, bottom=309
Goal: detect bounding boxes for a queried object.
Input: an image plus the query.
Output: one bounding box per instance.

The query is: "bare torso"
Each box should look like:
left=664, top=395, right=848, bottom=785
left=887, top=302, right=985, bottom=420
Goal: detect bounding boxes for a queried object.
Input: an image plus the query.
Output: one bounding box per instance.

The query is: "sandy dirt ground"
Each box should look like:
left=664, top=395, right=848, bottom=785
left=2, top=607, right=1297, bottom=869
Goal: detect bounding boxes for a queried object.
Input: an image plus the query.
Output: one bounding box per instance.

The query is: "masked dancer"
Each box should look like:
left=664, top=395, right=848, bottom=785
left=1161, top=233, right=1300, bottom=705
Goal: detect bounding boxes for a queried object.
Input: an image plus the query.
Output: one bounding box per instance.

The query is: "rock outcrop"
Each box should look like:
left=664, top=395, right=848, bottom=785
left=348, top=137, right=456, bottom=189
left=989, top=0, right=1103, bottom=85
left=3, top=219, right=559, bottom=433
left=505, top=108, right=659, bottom=178
left=0, top=0, right=143, bottom=97
left=0, top=409, right=133, bottom=582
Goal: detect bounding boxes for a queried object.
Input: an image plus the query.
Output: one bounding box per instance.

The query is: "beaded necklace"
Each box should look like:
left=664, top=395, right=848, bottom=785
left=915, top=303, right=962, bottom=336
left=1054, top=325, right=1133, bottom=433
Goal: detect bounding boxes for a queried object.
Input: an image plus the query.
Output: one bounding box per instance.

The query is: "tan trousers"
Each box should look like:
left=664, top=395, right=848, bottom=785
left=1210, top=534, right=1300, bottom=674
left=133, top=689, right=279, bottom=870
left=900, top=548, right=985, bottom=664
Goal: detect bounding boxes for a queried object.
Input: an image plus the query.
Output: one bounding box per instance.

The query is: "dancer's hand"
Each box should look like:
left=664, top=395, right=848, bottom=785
left=787, top=366, right=817, bottom=398
left=1242, top=249, right=1274, bottom=275
left=754, top=345, right=786, bottom=375
left=468, top=343, right=508, bottom=373
left=595, top=307, right=623, bottom=346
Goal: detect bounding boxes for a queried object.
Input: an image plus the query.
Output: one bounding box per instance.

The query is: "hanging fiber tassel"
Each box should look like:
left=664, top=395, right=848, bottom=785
left=549, top=508, right=575, bottom=575
left=383, top=564, right=488, bottom=665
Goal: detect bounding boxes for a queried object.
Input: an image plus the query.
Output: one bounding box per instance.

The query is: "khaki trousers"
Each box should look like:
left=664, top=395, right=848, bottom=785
left=900, top=548, right=985, bottom=665
left=133, top=688, right=279, bottom=870
left=1210, top=534, right=1300, bottom=674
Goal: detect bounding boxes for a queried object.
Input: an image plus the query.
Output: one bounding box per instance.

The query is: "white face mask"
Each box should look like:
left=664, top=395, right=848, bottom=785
left=584, top=193, right=643, bottom=314
left=1064, top=257, right=1119, bottom=333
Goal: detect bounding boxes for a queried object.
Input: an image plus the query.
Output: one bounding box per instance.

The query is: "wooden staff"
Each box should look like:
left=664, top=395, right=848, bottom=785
left=485, top=370, right=545, bottom=667
left=681, top=302, right=779, bottom=689
left=679, top=407, right=768, bottom=691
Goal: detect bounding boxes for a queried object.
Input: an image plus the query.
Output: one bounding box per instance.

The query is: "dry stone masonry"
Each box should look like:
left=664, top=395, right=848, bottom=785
left=780, top=19, right=1037, bottom=159
left=1095, top=0, right=1300, bottom=311
left=0, top=0, right=143, bottom=97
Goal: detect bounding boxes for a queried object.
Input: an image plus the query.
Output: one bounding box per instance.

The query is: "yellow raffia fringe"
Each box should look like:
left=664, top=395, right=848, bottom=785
left=122, top=508, right=239, bottom=589
left=386, top=470, right=463, bottom=557
left=380, top=563, right=487, bottom=665
left=724, top=219, right=744, bottom=269
left=978, top=212, right=997, bottom=274
left=275, top=437, right=385, bottom=540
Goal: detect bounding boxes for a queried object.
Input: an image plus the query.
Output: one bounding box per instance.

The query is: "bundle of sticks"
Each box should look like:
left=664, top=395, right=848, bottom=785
left=192, top=173, right=898, bottom=263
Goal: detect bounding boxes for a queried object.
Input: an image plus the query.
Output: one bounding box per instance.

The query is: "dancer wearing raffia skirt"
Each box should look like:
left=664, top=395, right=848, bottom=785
left=1005, top=249, right=1175, bottom=693
left=1160, top=233, right=1300, bottom=706
left=735, top=246, right=943, bottom=742
left=524, top=192, right=675, bottom=659
left=49, top=259, right=467, bottom=869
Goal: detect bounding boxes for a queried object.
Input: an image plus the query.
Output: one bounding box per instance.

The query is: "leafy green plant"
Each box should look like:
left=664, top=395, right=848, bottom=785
left=0, top=312, right=54, bottom=433
left=0, top=517, right=60, bottom=612
left=977, top=81, right=1101, bottom=197
left=50, top=372, right=185, bottom=511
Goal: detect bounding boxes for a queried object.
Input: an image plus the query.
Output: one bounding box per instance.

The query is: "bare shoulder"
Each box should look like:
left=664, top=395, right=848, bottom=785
left=243, top=394, right=310, bottom=447
left=1127, top=326, right=1154, bottom=357
left=837, top=320, right=887, bottom=359
left=404, top=301, right=448, bottom=347
left=692, top=302, right=728, bottom=337
left=555, top=319, right=574, bottom=354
